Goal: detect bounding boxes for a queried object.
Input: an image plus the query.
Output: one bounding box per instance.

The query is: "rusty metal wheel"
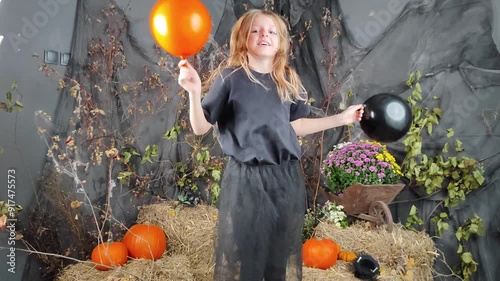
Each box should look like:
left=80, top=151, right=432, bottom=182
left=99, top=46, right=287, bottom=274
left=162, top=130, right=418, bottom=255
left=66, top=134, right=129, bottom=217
left=368, top=201, right=394, bottom=232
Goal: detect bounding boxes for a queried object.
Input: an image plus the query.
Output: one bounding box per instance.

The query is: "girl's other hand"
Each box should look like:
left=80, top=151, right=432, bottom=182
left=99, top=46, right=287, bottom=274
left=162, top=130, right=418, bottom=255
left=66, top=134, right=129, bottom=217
left=342, top=104, right=364, bottom=125
left=178, top=59, right=202, bottom=97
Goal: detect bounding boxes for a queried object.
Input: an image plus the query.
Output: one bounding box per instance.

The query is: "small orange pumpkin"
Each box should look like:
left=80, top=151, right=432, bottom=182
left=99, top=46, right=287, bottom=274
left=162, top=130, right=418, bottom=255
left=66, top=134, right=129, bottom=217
left=302, top=237, right=341, bottom=269
left=91, top=241, right=128, bottom=271
left=123, top=224, right=167, bottom=260
left=338, top=251, right=357, bottom=262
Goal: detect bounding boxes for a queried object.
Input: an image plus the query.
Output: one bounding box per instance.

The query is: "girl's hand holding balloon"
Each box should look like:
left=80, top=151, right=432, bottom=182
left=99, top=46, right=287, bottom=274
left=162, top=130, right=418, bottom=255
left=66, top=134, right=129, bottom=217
left=341, top=104, right=365, bottom=125
left=178, top=60, right=202, bottom=97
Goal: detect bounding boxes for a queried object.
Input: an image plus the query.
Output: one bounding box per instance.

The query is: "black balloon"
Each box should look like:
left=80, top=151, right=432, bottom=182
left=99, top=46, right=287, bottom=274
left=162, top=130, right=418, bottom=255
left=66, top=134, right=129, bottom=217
left=360, top=93, right=412, bottom=143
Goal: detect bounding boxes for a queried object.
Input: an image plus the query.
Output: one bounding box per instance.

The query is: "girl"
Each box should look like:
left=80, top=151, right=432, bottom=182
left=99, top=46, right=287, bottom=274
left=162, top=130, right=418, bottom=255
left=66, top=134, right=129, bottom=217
left=178, top=9, right=363, bottom=281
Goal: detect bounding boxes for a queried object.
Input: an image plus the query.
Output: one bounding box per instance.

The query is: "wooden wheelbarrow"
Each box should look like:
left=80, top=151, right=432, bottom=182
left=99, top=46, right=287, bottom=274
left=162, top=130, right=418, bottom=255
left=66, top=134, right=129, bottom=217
left=327, top=182, right=405, bottom=232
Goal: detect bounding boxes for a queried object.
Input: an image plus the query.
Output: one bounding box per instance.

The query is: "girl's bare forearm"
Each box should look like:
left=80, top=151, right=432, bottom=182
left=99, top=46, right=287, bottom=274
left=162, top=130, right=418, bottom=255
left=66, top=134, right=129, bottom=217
left=189, top=95, right=212, bottom=135
left=291, top=115, right=347, bottom=137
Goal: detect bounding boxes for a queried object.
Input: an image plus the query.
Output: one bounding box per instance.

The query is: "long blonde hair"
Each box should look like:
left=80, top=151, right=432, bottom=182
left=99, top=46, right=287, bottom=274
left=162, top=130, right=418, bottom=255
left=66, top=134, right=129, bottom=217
left=205, top=9, right=307, bottom=102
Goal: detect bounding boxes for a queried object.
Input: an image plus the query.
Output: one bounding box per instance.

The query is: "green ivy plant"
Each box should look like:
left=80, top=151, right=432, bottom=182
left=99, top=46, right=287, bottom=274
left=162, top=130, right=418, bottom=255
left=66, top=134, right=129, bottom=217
left=404, top=205, right=424, bottom=232
left=402, top=71, right=485, bottom=205
left=0, top=81, right=23, bottom=156
left=164, top=124, right=224, bottom=204
left=456, top=215, right=484, bottom=280
left=158, top=54, right=228, bottom=205
left=0, top=81, right=24, bottom=113
left=402, top=71, right=486, bottom=280
left=0, top=81, right=24, bottom=223
left=301, top=206, right=321, bottom=243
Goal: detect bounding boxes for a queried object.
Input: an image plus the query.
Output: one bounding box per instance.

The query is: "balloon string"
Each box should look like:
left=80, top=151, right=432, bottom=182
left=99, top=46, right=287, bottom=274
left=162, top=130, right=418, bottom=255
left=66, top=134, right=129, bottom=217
left=180, top=56, right=187, bottom=67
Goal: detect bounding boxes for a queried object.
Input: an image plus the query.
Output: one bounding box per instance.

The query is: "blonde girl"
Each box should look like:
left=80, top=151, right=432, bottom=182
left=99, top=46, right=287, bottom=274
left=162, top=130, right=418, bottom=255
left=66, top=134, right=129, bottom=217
left=178, top=9, right=363, bottom=281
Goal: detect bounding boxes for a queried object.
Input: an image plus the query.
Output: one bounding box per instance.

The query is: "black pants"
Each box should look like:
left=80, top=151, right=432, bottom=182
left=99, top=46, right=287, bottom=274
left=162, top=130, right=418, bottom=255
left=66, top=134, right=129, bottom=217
left=214, top=158, right=306, bottom=281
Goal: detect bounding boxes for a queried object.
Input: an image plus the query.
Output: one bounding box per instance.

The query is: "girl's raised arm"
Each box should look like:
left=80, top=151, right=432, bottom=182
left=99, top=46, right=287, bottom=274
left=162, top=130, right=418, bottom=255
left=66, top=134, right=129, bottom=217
left=178, top=60, right=212, bottom=135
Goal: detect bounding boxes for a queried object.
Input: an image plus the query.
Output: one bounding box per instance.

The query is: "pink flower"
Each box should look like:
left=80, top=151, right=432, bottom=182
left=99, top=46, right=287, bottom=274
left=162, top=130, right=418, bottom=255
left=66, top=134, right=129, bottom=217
left=322, top=141, right=401, bottom=194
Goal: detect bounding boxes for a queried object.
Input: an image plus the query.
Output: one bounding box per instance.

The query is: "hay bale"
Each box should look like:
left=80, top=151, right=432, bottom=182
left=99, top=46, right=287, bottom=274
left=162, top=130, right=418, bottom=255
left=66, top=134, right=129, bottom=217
left=57, top=202, right=437, bottom=280
left=313, top=221, right=438, bottom=280
left=56, top=254, right=194, bottom=281
left=135, top=202, right=217, bottom=280
left=303, top=261, right=360, bottom=281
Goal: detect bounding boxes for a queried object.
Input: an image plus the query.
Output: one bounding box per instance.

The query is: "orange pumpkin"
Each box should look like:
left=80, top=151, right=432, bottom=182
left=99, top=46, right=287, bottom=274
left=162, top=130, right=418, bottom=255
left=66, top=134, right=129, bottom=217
left=123, top=224, right=167, bottom=260
left=338, top=251, right=357, bottom=262
left=302, top=237, right=341, bottom=269
left=91, top=241, right=128, bottom=271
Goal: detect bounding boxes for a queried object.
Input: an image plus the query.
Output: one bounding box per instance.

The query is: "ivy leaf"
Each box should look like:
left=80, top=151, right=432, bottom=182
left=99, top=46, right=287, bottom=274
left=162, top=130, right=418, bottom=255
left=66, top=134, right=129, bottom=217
left=426, top=123, right=433, bottom=135
left=461, top=252, right=473, bottom=263
left=421, top=154, right=428, bottom=165
left=432, top=107, right=442, bottom=117
left=432, top=177, right=443, bottom=188
left=469, top=224, right=479, bottom=234
left=472, top=170, right=485, bottom=185
left=122, top=151, right=132, bottom=163
left=14, top=101, right=23, bottom=111
left=117, top=171, right=132, bottom=185
left=437, top=220, right=449, bottom=232
left=409, top=142, right=422, bottom=157
left=211, top=169, right=221, bottom=181
left=450, top=157, right=458, bottom=167
left=409, top=205, right=418, bottom=216
left=406, top=72, right=415, bottom=87
left=442, top=142, right=449, bottom=153
left=428, top=114, right=439, bottom=124
left=6, top=91, right=13, bottom=105
left=141, top=144, right=158, bottom=164
left=415, top=83, right=422, bottom=96
left=412, top=88, right=422, bottom=101
left=163, top=126, right=180, bottom=140
left=455, top=139, right=464, bottom=152
left=429, top=163, right=439, bottom=174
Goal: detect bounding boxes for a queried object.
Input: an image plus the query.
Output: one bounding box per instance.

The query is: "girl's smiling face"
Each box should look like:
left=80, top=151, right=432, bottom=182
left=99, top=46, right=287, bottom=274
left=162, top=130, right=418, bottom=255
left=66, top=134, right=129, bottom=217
left=246, top=14, right=280, bottom=59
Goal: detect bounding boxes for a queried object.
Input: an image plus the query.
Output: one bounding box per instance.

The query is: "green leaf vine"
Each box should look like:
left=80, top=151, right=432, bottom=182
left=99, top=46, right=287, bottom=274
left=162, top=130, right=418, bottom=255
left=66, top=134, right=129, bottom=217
left=401, top=71, right=486, bottom=280
left=0, top=81, right=24, bottom=220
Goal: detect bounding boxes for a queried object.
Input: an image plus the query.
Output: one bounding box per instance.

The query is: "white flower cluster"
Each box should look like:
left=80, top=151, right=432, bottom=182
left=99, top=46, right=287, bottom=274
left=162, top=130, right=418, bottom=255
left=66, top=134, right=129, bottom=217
left=321, top=201, right=348, bottom=228
left=332, top=141, right=352, bottom=150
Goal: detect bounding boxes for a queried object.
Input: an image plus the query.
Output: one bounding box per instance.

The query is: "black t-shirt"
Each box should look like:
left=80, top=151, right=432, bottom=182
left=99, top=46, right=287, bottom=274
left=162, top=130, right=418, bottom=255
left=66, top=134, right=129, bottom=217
left=201, top=67, right=310, bottom=165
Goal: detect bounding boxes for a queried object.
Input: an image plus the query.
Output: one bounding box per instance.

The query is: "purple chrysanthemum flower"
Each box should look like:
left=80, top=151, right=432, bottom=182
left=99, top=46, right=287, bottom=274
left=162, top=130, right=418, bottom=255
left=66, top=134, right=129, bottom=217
left=322, top=141, right=401, bottom=194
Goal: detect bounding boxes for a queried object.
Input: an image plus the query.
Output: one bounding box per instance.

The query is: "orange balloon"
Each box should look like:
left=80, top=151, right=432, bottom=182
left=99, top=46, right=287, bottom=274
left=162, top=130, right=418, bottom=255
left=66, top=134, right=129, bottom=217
left=150, top=0, right=212, bottom=58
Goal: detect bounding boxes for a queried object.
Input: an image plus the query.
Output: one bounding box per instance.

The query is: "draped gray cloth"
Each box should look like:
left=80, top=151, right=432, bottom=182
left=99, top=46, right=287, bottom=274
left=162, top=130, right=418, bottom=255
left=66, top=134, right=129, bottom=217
left=19, top=0, right=500, bottom=280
